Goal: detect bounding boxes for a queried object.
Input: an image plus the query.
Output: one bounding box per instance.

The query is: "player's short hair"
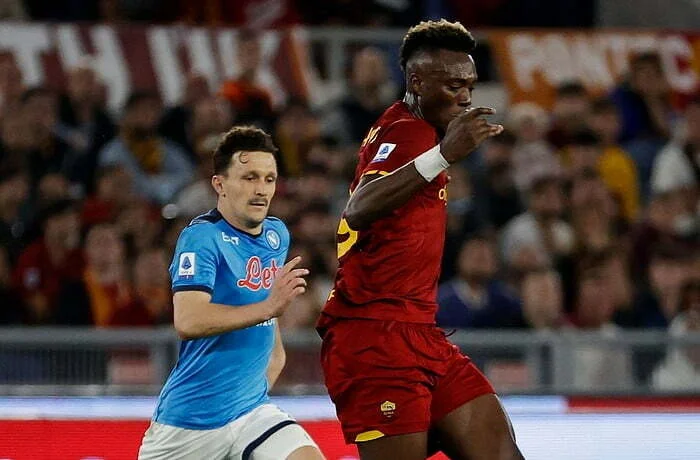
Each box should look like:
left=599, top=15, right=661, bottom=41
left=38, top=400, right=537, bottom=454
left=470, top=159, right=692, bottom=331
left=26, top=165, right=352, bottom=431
left=213, top=125, right=278, bottom=175
left=399, top=19, right=476, bottom=72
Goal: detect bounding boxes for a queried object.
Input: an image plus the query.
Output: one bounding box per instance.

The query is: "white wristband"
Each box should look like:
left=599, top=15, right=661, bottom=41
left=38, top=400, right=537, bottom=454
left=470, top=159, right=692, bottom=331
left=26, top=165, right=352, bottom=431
left=413, top=145, right=449, bottom=182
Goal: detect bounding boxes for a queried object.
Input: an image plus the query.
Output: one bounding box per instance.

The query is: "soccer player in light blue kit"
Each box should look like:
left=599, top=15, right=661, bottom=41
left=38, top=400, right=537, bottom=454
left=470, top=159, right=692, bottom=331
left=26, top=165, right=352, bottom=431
left=139, top=126, right=325, bottom=460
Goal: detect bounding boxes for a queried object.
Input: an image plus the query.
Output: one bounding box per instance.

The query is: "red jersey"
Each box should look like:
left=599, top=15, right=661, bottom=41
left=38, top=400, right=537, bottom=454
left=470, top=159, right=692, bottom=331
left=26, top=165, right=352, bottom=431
left=321, top=101, right=448, bottom=324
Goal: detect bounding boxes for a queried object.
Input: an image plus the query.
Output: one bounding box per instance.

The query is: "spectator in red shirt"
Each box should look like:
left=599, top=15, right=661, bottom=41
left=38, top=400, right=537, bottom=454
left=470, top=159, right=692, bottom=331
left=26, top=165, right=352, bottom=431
left=54, top=222, right=138, bottom=326
left=12, top=198, right=83, bottom=323
left=219, top=30, right=276, bottom=129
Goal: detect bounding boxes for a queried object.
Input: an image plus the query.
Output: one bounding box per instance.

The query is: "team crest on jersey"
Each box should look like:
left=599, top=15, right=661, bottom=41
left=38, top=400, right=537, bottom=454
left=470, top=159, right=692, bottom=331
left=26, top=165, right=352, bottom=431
left=178, top=252, right=195, bottom=278
left=370, top=143, right=396, bottom=163
left=380, top=401, right=396, bottom=418
left=266, top=229, right=281, bottom=250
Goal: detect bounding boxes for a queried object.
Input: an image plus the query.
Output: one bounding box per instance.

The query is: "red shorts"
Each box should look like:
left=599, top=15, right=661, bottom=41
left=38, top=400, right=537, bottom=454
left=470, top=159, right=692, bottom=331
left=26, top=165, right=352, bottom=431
left=318, top=316, right=495, bottom=444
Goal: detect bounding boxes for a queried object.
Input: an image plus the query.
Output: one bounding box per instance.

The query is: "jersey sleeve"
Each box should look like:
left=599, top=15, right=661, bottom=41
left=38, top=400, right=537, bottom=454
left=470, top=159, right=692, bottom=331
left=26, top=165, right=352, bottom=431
left=360, top=119, right=438, bottom=177
left=170, top=224, right=219, bottom=294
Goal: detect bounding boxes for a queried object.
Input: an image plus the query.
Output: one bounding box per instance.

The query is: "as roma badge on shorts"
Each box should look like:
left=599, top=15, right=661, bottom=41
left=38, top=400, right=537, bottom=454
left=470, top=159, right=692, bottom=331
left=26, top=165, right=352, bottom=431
left=380, top=401, right=396, bottom=418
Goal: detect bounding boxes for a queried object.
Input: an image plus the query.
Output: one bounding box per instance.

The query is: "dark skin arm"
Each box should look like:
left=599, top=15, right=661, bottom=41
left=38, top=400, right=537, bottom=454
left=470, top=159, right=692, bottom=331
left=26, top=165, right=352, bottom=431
left=344, top=107, right=502, bottom=230
left=344, top=166, right=426, bottom=230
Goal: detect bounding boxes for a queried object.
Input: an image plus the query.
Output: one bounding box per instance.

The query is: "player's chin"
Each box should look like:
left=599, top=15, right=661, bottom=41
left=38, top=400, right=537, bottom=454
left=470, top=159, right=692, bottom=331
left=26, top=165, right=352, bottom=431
left=246, top=205, right=269, bottom=221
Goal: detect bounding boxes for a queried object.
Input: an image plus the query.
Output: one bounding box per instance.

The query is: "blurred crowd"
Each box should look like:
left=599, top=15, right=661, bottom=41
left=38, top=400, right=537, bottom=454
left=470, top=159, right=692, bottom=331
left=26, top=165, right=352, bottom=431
left=2, top=0, right=594, bottom=28
left=0, top=26, right=699, bottom=389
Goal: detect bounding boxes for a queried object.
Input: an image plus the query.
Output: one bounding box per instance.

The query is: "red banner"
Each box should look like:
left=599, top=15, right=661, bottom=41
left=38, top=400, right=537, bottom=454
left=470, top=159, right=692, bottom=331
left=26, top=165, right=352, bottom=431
left=0, top=22, right=316, bottom=112
left=488, top=29, right=700, bottom=108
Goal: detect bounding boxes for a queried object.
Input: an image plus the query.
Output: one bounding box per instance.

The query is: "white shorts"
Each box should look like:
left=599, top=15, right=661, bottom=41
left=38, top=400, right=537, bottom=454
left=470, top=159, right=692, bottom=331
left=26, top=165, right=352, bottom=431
left=138, top=403, right=319, bottom=460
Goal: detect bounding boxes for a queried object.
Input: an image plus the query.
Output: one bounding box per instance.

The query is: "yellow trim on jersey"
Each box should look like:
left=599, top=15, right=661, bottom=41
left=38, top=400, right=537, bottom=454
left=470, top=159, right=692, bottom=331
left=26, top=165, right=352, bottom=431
left=362, top=170, right=390, bottom=177
left=355, top=430, right=386, bottom=442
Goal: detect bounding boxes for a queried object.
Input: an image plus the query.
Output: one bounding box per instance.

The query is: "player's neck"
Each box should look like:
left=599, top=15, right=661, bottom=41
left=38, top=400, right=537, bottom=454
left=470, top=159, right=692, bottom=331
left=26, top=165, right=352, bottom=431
left=217, top=205, right=263, bottom=236
left=403, top=92, right=424, bottom=119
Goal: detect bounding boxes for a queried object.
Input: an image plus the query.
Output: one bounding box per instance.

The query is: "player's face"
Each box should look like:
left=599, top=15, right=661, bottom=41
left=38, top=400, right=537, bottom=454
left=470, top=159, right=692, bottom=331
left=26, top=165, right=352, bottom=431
left=214, top=151, right=277, bottom=232
left=413, top=50, right=477, bottom=132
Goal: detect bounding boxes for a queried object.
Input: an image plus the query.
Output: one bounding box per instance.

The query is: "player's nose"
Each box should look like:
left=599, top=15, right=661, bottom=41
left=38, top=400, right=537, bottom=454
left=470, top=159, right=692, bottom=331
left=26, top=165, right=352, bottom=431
left=457, top=88, right=471, bottom=108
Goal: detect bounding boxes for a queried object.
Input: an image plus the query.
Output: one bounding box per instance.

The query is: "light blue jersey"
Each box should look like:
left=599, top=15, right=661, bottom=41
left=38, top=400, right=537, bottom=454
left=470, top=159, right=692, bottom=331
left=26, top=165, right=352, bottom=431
left=153, top=209, right=290, bottom=430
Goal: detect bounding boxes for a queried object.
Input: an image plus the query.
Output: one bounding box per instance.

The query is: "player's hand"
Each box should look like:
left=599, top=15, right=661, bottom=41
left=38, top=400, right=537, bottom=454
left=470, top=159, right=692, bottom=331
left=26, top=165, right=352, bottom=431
left=440, top=107, right=503, bottom=163
left=263, top=256, right=309, bottom=319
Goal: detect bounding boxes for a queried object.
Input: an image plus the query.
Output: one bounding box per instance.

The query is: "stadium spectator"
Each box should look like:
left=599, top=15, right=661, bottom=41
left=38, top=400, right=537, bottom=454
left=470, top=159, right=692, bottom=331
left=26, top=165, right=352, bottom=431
left=174, top=134, right=219, bottom=219
left=610, top=51, right=676, bottom=201
left=586, top=98, right=641, bottom=222
left=0, top=162, right=30, bottom=264
left=115, top=200, right=163, bottom=258
left=507, top=102, right=562, bottom=193
left=470, top=131, right=523, bottom=230
left=569, top=260, right=633, bottom=389
left=501, top=173, right=574, bottom=265
left=650, top=96, right=700, bottom=199
left=159, top=72, right=212, bottom=158
left=0, top=108, right=34, bottom=169
left=651, top=279, right=700, bottom=390
left=274, top=98, right=322, bottom=176
left=0, top=59, right=24, bottom=120
left=437, top=235, right=522, bottom=329
left=629, top=187, right=699, bottom=284
left=548, top=81, right=591, bottom=149
left=625, top=247, right=695, bottom=329
left=610, top=51, right=674, bottom=144
left=98, top=91, right=193, bottom=205
left=325, top=47, right=397, bottom=145
left=442, top=164, right=485, bottom=281
left=129, top=246, right=172, bottom=325
left=81, top=164, right=136, bottom=227
left=519, top=268, right=567, bottom=330
left=21, top=87, right=77, bottom=192
left=219, top=30, right=277, bottom=129
left=568, top=172, right=622, bottom=254
left=12, top=199, right=83, bottom=324
left=57, top=64, right=116, bottom=192
left=54, top=223, right=137, bottom=326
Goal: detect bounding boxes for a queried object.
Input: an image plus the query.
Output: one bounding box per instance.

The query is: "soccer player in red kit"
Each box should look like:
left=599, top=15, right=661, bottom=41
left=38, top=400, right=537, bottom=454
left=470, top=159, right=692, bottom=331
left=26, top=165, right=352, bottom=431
left=316, top=20, right=525, bottom=460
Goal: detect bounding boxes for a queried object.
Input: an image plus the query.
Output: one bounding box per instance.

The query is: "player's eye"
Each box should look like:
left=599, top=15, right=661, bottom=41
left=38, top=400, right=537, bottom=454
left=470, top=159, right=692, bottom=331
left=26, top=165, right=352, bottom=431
left=266, top=176, right=276, bottom=183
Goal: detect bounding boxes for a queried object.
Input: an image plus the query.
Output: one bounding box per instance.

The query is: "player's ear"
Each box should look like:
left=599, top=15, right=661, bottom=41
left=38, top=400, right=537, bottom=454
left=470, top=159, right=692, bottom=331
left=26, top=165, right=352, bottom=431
left=211, top=175, right=224, bottom=196
left=408, top=73, right=422, bottom=96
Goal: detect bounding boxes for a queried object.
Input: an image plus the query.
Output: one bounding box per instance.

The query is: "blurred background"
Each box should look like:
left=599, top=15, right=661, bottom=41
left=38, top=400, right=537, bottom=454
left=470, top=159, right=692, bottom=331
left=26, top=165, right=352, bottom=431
left=0, top=0, right=699, bottom=458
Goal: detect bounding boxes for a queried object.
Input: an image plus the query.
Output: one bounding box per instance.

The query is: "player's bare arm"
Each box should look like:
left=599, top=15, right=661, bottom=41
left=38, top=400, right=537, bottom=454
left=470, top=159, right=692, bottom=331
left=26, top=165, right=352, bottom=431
left=267, top=322, right=286, bottom=387
left=173, top=256, right=308, bottom=339
left=344, top=107, right=502, bottom=230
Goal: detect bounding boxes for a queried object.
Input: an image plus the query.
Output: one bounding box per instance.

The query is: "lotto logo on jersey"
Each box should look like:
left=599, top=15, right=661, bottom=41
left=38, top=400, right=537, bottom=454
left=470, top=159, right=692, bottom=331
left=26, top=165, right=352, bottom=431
left=237, top=256, right=280, bottom=291
left=370, top=143, right=396, bottom=163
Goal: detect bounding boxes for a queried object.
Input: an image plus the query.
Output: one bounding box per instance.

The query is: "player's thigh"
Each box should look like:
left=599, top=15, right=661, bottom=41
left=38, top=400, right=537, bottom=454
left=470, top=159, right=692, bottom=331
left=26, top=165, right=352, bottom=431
left=250, top=424, right=325, bottom=460
left=433, top=394, right=524, bottom=460
left=357, top=432, right=428, bottom=460
left=234, top=404, right=320, bottom=460
left=138, top=421, right=231, bottom=460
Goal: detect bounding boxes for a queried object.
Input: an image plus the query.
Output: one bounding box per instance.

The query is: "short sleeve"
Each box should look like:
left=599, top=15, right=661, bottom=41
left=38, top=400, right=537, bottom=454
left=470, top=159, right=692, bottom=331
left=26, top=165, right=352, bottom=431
left=170, top=224, right=219, bottom=294
left=360, top=120, right=438, bottom=177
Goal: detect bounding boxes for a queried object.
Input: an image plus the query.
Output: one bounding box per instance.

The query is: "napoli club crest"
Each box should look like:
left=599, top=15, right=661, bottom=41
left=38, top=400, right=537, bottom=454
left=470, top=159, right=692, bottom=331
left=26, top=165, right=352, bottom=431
left=266, top=229, right=280, bottom=250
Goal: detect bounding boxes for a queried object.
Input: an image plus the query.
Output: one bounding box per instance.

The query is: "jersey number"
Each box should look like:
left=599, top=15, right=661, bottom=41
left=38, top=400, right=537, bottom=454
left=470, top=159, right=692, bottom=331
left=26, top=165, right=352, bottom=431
left=336, top=218, right=358, bottom=259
